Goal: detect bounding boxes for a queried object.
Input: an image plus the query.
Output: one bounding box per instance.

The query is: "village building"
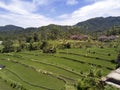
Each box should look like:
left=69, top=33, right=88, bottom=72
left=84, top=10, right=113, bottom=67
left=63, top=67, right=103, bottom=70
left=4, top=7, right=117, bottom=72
left=70, top=35, right=79, bottom=40
left=83, top=35, right=89, bottom=40
left=70, top=35, right=88, bottom=40
left=98, top=35, right=108, bottom=41
left=98, top=35, right=117, bottom=41
left=108, top=35, right=117, bottom=40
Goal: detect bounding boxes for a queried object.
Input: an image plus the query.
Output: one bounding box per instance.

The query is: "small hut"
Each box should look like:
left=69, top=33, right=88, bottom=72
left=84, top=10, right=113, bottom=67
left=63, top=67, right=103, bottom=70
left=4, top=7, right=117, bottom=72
left=98, top=35, right=117, bottom=41
left=108, top=35, right=117, bottom=40
left=70, top=35, right=79, bottom=40
left=98, top=35, right=108, bottom=41
left=70, top=35, right=88, bottom=40
left=83, top=35, right=88, bottom=40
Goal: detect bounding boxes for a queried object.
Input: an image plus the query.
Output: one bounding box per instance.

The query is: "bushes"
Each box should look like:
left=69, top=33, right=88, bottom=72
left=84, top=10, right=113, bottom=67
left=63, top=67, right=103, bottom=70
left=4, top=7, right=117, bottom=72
left=58, top=42, right=71, bottom=49
left=10, top=82, right=28, bottom=90
left=1, top=40, right=57, bottom=53
left=2, top=40, right=22, bottom=53
left=108, top=53, right=111, bottom=56
left=92, top=51, right=96, bottom=54
left=111, top=60, right=116, bottom=64
left=104, top=85, right=119, bottom=90
left=40, top=41, right=48, bottom=49
left=0, top=76, right=28, bottom=90
left=1, top=40, right=17, bottom=53
left=2, top=46, right=14, bottom=53
left=100, top=46, right=104, bottom=49
left=77, top=68, right=103, bottom=90
left=63, top=42, right=71, bottom=49
left=42, top=47, right=56, bottom=53
left=40, top=41, right=56, bottom=53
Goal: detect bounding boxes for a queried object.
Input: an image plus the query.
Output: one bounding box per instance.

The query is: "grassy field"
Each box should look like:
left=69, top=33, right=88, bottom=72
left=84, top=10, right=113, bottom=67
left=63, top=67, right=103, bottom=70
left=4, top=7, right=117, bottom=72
left=0, top=44, right=119, bottom=90
left=0, top=78, right=17, bottom=90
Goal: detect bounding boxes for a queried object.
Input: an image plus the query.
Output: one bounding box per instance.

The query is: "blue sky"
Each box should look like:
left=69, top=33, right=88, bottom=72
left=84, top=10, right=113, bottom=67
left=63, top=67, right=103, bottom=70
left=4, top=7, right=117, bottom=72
left=0, top=0, right=120, bottom=27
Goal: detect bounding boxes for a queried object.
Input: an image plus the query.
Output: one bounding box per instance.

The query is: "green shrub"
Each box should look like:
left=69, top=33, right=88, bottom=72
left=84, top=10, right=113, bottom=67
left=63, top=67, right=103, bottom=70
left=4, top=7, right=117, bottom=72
left=108, top=53, right=111, bottom=56
left=58, top=42, right=71, bottom=49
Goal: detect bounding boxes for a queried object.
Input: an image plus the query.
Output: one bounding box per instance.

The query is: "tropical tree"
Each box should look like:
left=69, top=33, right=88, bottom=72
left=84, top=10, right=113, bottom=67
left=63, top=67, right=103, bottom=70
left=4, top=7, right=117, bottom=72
left=2, top=40, right=14, bottom=53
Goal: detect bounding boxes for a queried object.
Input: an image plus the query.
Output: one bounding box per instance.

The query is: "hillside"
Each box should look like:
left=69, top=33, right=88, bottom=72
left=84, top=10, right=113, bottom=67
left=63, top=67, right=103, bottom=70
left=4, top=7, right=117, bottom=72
left=0, top=25, right=24, bottom=31
left=0, top=17, right=120, bottom=90
left=75, top=16, right=120, bottom=32
left=0, top=16, right=120, bottom=33
left=0, top=16, right=120, bottom=40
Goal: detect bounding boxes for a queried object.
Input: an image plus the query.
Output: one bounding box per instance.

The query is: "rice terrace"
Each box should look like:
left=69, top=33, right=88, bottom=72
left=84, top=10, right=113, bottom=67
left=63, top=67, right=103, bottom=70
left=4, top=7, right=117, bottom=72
left=0, top=0, right=120, bottom=90
left=0, top=36, right=120, bottom=90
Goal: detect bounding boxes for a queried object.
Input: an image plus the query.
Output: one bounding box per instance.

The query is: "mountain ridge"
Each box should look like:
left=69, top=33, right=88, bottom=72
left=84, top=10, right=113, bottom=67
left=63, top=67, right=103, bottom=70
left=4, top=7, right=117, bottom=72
left=0, top=25, right=24, bottom=31
left=75, top=16, right=120, bottom=31
left=0, top=16, right=120, bottom=32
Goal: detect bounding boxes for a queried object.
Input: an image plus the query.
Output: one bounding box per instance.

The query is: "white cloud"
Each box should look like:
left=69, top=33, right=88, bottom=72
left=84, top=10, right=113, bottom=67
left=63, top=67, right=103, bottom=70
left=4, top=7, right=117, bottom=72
left=0, top=0, right=55, bottom=27
left=0, top=0, right=120, bottom=27
left=32, top=0, right=62, bottom=6
left=0, top=0, right=36, bottom=14
left=85, top=0, right=105, bottom=3
left=58, top=14, right=69, bottom=19
left=33, top=0, right=49, bottom=5
left=57, top=0, right=120, bottom=25
left=66, top=0, right=78, bottom=5
left=0, top=12, right=54, bottom=27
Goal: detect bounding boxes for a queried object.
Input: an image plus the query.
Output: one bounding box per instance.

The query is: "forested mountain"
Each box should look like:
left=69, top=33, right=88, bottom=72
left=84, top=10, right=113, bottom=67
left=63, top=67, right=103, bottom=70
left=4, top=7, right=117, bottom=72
left=0, top=16, right=120, bottom=40
left=75, top=16, right=120, bottom=32
left=0, top=25, right=24, bottom=31
left=0, top=16, right=120, bottom=33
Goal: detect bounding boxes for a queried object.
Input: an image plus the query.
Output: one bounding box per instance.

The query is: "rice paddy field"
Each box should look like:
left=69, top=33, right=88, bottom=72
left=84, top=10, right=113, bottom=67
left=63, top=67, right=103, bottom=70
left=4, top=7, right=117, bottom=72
left=0, top=43, right=119, bottom=90
left=0, top=79, right=17, bottom=90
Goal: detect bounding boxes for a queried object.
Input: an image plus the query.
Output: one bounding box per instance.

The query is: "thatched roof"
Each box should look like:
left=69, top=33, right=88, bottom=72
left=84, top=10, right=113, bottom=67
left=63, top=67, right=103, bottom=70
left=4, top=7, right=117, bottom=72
left=70, top=35, right=88, bottom=40
left=98, top=35, right=117, bottom=41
